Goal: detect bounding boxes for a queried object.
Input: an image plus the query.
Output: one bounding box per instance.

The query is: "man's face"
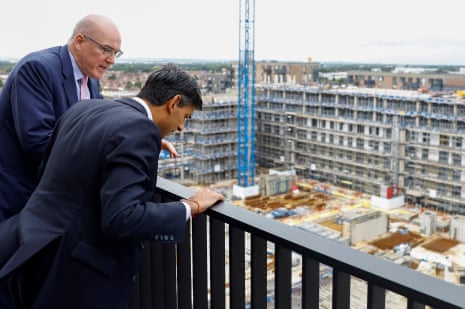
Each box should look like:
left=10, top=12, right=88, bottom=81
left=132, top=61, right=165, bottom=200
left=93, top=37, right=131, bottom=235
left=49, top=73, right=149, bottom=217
left=160, top=104, right=195, bottom=138
left=75, top=32, right=122, bottom=80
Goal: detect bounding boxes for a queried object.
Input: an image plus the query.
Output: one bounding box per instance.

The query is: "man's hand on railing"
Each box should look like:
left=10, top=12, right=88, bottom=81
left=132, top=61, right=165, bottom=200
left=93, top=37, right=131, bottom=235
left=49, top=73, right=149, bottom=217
left=182, top=189, right=224, bottom=217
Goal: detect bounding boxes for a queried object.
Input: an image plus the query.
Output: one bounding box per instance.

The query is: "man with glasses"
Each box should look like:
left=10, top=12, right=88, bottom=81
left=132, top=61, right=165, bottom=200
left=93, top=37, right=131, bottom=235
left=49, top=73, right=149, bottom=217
left=0, top=14, right=186, bottom=308
left=0, top=14, right=122, bottom=226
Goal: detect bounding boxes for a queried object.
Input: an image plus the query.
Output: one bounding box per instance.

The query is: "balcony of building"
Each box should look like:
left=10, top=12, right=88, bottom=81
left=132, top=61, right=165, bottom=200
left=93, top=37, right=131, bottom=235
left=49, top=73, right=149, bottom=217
left=129, top=177, right=465, bottom=309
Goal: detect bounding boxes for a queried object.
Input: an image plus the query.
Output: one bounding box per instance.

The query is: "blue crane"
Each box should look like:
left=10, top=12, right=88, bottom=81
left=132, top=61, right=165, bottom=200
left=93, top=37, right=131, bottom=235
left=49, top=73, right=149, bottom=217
left=237, top=0, right=256, bottom=187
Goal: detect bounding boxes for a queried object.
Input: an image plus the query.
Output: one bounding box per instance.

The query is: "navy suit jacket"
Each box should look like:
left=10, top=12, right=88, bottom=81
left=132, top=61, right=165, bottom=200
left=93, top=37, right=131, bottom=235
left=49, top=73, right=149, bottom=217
left=0, top=45, right=102, bottom=221
left=0, top=98, right=187, bottom=309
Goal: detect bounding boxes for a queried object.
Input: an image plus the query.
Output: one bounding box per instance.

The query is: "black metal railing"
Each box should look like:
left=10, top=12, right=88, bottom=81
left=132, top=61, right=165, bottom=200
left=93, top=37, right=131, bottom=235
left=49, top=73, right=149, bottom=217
left=129, top=177, right=465, bottom=309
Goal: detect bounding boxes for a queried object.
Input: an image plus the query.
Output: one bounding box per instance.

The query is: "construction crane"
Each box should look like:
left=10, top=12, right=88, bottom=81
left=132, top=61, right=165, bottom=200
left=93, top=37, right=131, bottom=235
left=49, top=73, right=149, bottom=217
left=237, top=0, right=256, bottom=187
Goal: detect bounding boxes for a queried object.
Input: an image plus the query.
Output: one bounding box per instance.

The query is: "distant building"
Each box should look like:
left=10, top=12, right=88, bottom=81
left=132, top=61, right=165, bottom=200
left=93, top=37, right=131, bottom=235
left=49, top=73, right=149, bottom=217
left=342, top=210, right=388, bottom=245
left=450, top=216, right=465, bottom=242
left=420, top=211, right=437, bottom=236
left=346, top=70, right=465, bottom=91
left=160, top=92, right=239, bottom=185
left=231, top=60, right=320, bottom=86
left=255, top=84, right=465, bottom=213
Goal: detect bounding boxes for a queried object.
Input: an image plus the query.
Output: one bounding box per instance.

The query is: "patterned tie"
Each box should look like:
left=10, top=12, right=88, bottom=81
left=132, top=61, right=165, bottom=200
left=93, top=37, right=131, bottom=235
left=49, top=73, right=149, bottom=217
left=80, top=76, right=90, bottom=99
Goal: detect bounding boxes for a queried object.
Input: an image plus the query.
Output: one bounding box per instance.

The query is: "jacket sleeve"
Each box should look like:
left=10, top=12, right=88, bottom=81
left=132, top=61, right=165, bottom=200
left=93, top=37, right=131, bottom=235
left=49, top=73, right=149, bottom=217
left=99, top=119, right=186, bottom=243
left=11, top=61, right=61, bottom=165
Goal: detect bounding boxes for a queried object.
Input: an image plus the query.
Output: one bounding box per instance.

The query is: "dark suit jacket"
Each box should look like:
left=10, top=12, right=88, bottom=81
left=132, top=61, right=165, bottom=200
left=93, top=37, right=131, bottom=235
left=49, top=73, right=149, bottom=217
left=0, top=45, right=102, bottom=221
left=0, top=98, right=187, bottom=309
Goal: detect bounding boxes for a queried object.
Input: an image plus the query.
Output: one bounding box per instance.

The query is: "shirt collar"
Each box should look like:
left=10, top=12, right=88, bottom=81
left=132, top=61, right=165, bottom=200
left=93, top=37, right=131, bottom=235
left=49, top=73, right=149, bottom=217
left=132, top=97, right=153, bottom=120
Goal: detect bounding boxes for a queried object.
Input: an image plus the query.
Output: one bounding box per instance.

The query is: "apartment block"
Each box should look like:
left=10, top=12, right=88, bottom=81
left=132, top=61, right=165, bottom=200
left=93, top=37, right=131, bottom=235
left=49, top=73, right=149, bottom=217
left=162, top=94, right=238, bottom=185
left=255, top=85, right=465, bottom=213
left=231, top=60, right=320, bottom=86
left=346, top=70, right=465, bottom=91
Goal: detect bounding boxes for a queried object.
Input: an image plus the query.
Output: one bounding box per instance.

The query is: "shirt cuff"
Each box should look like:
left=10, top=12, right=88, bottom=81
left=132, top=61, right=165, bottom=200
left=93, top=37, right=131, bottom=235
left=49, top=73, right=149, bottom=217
left=182, top=202, right=191, bottom=221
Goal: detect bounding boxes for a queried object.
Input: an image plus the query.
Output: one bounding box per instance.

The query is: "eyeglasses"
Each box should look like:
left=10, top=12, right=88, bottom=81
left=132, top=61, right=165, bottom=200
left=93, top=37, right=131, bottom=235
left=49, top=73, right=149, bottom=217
left=83, top=35, right=123, bottom=58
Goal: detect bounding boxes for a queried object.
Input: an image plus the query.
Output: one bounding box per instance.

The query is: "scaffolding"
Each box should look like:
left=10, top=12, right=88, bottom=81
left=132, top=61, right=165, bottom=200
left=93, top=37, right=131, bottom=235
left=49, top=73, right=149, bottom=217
left=255, top=85, right=465, bottom=213
left=237, top=0, right=256, bottom=187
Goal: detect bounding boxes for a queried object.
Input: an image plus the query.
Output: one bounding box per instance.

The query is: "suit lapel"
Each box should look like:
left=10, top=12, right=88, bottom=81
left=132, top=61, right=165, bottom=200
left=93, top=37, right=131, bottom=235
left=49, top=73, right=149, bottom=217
left=59, top=45, right=79, bottom=106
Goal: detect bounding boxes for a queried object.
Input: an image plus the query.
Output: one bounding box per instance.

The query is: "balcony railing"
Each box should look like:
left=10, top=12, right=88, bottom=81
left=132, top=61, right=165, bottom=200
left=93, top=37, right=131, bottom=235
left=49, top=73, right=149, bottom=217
left=129, top=177, right=465, bottom=309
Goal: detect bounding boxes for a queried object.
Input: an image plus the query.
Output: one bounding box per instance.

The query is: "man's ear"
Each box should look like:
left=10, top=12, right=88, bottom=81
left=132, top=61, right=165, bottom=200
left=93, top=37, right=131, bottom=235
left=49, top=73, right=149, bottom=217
left=167, top=95, right=182, bottom=114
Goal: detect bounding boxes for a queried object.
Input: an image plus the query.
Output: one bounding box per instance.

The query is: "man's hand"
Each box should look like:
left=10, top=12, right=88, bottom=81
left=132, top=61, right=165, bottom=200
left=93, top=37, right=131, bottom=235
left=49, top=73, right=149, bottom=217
left=161, top=139, right=178, bottom=158
left=183, top=189, right=224, bottom=217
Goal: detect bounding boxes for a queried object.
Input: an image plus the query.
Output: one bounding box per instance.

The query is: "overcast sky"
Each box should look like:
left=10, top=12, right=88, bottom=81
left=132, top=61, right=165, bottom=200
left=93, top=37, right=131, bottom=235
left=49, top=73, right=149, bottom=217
left=1, top=0, right=465, bottom=65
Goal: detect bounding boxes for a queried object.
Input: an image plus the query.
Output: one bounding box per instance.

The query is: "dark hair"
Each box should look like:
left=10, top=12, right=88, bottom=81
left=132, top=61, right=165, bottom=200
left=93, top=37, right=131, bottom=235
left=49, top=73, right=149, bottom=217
left=137, top=63, right=202, bottom=110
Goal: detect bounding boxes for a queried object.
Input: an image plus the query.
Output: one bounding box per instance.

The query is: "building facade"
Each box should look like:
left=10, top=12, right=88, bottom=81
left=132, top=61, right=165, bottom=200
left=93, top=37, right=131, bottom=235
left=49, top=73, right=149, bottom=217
left=255, top=84, right=465, bottom=213
left=346, top=70, right=465, bottom=92
left=161, top=94, right=238, bottom=185
left=232, top=60, right=320, bottom=86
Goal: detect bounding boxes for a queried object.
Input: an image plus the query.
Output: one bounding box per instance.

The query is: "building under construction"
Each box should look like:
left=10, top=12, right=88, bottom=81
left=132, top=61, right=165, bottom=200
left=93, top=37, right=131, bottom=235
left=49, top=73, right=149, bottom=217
left=160, top=93, right=239, bottom=185
left=155, top=67, right=465, bottom=213
left=254, top=84, right=465, bottom=213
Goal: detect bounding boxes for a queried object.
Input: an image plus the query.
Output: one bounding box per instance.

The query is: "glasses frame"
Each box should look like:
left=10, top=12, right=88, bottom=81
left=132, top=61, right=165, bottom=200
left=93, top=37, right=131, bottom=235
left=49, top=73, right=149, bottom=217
left=83, top=34, right=123, bottom=58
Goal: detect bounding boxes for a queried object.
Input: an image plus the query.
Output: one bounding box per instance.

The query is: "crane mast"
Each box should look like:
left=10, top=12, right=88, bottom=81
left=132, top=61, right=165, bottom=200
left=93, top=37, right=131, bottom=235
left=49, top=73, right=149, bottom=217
left=237, top=0, right=256, bottom=187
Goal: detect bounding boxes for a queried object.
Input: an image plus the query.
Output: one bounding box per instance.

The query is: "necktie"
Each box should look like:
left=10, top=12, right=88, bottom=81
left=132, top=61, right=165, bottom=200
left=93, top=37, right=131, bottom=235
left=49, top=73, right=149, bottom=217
left=80, top=76, right=90, bottom=100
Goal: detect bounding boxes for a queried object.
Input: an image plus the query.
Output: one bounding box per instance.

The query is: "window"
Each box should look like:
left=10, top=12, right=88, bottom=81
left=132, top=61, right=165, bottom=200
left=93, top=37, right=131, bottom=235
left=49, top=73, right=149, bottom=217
left=453, top=153, right=461, bottom=165
left=311, top=131, right=317, bottom=141
left=439, top=135, right=449, bottom=147
left=453, top=136, right=462, bottom=148
left=438, top=168, right=447, bottom=179
left=439, top=151, right=448, bottom=164
left=384, top=158, right=391, bottom=169
left=329, top=134, right=335, bottom=144
left=453, top=170, right=461, bottom=181
left=452, top=186, right=461, bottom=198
left=407, top=131, right=417, bottom=143
left=422, top=133, right=430, bottom=144
left=422, top=148, right=428, bottom=160
left=384, top=142, right=391, bottom=153
left=347, top=151, right=353, bottom=160
left=385, top=128, right=392, bottom=139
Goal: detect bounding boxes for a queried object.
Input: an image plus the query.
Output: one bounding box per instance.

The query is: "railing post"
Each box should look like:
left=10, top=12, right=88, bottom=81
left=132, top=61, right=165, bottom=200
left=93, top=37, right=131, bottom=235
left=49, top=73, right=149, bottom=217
left=192, top=215, right=208, bottom=309
left=177, top=221, right=193, bottom=309
left=275, top=245, right=292, bottom=309
left=368, top=284, right=385, bottom=309
left=229, top=225, right=245, bottom=309
left=210, top=217, right=226, bottom=309
left=251, top=234, right=267, bottom=309
left=333, top=269, right=350, bottom=309
left=302, top=256, right=319, bottom=309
